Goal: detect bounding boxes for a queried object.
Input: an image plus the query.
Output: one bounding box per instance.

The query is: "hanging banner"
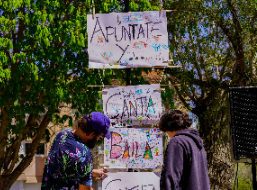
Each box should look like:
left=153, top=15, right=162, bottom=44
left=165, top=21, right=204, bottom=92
left=102, top=172, right=160, bottom=190
left=104, top=128, right=163, bottom=168
left=102, top=84, right=162, bottom=127
left=87, top=11, right=169, bottom=68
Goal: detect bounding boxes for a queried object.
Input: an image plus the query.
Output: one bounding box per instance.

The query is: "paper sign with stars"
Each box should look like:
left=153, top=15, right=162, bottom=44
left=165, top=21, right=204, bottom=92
left=102, top=84, right=162, bottom=127
left=104, top=128, right=163, bottom=168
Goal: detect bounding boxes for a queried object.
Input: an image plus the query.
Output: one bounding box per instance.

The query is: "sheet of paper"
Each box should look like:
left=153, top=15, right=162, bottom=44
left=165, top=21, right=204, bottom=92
left=102, top=84, right=162, bottom=127
left=104, top=128, right=163, bottom=168
left=102, top=172, right=160, bottom=190
left=87, top=11, right=169, bottom=68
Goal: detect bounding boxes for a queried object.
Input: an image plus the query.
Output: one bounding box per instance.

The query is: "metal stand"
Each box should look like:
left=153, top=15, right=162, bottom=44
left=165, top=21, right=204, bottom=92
left=126, top=69, right=131, bottom=86
left=124, top=0, right=133, bottom=173
left=125, top=0, right=129, bottom=12
left=252, top=159, right=256, bottom=190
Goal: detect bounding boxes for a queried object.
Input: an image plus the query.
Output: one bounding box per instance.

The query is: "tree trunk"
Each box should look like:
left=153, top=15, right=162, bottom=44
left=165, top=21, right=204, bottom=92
left=208, top=144, right=234, bottom=190
left=0, top=176, right=17, bottom=190
left=197, top=108, right=234, bottom=190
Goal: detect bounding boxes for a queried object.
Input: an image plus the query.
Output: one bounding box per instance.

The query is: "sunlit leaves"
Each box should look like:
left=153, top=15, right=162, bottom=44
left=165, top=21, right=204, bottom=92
left=0, top=0, right=168, bottom=143
left=129, top=1, right=139, bottom=11
left=164, top=2, right=257, bottom=174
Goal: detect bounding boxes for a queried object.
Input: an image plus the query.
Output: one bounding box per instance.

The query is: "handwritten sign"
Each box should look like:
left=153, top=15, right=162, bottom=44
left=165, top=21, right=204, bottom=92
left=87, top=11, right=169, bottom=68
left=102, top=84, right=162, bottom=127
left=104, top=128, right=163, bottom=168
left=103, top=172, right=160, bottom=190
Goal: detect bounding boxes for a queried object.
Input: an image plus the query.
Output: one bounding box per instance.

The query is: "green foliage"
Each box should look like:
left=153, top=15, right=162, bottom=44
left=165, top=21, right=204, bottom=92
left=96, top=137, right=104, bottom=146
left=162, top=0, right=257, bottom=188
left=232, top=163, right=253, bottom=190
left=164, top=0, right=257, bottom=139
left=161, top=86, right=175, bottom=109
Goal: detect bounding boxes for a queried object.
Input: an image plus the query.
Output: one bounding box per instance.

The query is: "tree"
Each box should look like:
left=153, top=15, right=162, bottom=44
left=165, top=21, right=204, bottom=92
left=163, top=0, right=257, bottom=189
left=0, top=0, right=173, bottom=189
left=0, top=0, right=110, bottom=189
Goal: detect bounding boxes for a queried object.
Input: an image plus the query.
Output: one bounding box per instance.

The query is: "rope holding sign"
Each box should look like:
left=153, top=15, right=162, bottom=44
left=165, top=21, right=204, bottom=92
left=159, top=2, right=163, bottom=15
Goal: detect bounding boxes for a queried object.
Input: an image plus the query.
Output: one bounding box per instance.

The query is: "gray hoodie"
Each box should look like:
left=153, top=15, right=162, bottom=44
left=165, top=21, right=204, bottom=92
left=160, top=129, right=210, bottom=190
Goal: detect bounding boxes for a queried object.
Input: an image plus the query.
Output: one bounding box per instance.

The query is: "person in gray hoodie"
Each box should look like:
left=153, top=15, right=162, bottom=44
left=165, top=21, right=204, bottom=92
left=159, top=110, right=210, bottom=190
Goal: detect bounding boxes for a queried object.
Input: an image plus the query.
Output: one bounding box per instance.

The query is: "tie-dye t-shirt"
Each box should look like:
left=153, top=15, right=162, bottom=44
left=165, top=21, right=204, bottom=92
left=41, top=129, right=93, bottom=190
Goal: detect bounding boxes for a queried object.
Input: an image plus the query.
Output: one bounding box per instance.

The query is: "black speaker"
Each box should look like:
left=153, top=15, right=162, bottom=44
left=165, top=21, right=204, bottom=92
left=229, top=87, right=257, bottom=160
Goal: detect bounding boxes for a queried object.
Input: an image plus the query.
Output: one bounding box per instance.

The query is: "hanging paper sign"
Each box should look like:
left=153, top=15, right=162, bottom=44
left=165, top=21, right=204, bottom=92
left=102, top=172, right=160, bottom=190
left=102, top=84, right=162, bottom=127
left=104, top=128, right=163, bottom=168
left=87, top=11, right=169, bottom=68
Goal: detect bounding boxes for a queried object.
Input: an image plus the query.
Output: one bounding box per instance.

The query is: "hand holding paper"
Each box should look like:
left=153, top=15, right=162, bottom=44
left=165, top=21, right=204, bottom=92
left=92, top=168, right=108, bottom=181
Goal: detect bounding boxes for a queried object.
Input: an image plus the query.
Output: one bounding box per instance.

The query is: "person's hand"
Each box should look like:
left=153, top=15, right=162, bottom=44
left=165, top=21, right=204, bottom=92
left=92, top=168, right=108, bottom=181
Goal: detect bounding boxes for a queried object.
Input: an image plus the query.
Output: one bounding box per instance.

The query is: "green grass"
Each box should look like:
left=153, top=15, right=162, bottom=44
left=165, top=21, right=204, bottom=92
left=232, top=163, right=253, bottom=190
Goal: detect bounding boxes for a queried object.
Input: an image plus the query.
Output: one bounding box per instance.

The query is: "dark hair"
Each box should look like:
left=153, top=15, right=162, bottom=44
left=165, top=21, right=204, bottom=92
left=159, top=110, right=193, bottom=132
left=78, top=114, right=102, bottom=136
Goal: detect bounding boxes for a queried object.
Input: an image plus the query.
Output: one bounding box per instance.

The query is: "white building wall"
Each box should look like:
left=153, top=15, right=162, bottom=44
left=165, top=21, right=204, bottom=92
left=24, top=183, right=41, bottom=190
left=10, top=182, right=42, bottom=190
left=10, top=181, right=23, bottom=190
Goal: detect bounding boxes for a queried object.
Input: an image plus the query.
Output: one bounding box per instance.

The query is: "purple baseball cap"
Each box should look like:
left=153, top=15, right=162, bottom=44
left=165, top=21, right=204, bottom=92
left=86, top=112, right=111, bottom=139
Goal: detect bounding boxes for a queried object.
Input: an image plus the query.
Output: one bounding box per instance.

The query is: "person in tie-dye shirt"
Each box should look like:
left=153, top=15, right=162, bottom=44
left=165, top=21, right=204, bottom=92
left=42, top=112, right=111, bottom=190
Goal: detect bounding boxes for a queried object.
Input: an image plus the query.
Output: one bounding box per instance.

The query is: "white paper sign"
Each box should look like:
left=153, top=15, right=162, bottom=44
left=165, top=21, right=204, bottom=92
left=102, top=172, right=160, bottom=190
left=102, top=84, right=162, bottom=127
left=104, top=128, right=163, bottom=168
left=87, top=11, right=169, bottom=68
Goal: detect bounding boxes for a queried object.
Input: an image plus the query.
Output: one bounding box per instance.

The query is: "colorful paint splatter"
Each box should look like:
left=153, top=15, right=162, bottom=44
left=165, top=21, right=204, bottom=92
left=87, top=11, right=169, bottom=68
left=41, top=129, right=93, bottom=190
left=104, top=128, right=163, bottom=168
left=102, top=84, right=162, bottom=127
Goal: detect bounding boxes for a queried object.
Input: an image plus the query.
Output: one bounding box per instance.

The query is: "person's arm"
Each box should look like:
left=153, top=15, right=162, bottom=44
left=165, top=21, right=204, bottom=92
left=161, top=141, right=185, bottom=190
left=78, top=169, right=108, bottom=189
left=92, top=168, right=108, bottom=181
left=77, top=156, right=93, bottom=189
left=79, top=184, right=93, bottom=190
